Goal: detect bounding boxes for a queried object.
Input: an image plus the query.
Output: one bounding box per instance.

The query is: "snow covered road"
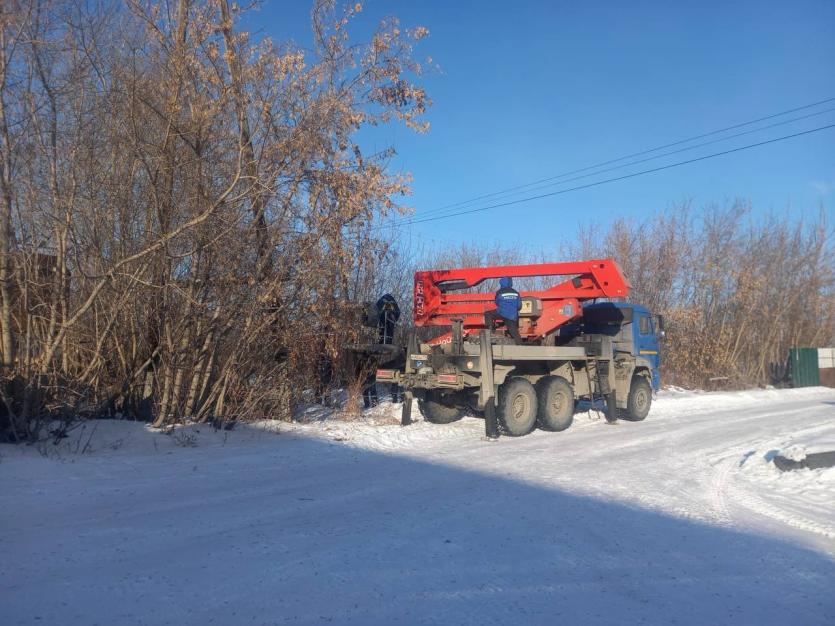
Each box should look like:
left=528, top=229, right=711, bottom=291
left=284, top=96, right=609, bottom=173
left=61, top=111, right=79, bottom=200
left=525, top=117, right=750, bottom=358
left=2, top=387, right=834, bottom=625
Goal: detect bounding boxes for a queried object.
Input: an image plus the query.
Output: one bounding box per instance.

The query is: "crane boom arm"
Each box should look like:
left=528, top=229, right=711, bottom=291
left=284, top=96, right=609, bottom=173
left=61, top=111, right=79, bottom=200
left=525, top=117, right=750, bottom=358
left=413, top=258, right=629, bottom=341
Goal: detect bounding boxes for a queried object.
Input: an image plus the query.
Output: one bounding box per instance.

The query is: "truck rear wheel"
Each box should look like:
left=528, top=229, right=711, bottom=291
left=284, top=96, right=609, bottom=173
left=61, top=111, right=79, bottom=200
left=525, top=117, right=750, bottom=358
left=498, top=378, right=538, bottom=436
left=535, top=376, right=574, bottom=431
left=621, top=377, right=652, bottom=421
left=418, top=393, right=464, bottom=424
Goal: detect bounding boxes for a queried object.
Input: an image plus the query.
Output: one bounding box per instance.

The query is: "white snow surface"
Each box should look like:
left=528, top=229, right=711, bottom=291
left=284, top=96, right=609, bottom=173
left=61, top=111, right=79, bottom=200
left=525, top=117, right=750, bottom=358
left=2, top=387, right=835, bottom=625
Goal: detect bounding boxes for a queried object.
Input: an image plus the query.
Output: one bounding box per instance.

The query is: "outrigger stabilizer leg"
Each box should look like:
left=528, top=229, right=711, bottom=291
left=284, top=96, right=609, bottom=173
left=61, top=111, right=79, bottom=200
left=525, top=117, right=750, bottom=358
left=479, top=330, right=500, bottom=440
left=400, top=331, right=418, bottom=427
left=401, top=391, right=413, bottom=426
left=598, top=360, right=618, bottom=424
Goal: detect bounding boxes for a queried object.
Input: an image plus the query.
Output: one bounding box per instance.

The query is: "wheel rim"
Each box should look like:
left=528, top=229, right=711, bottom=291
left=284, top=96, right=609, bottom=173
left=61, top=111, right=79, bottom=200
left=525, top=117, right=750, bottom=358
left=635, top=388, right=648, bottom=412
left=511, top=393, right=530, bottom=422
left=551, top=392, right=565, bottom=413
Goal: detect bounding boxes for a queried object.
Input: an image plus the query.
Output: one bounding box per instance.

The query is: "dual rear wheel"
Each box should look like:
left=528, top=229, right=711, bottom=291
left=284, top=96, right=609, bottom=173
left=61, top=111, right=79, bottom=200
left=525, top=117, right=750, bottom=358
left=497, top=376, right=574, bottom=436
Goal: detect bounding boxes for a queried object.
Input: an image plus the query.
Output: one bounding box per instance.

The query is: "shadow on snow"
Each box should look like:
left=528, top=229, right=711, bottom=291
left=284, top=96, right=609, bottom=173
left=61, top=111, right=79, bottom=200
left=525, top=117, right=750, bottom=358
left=1, top=428, right=834, bottom=625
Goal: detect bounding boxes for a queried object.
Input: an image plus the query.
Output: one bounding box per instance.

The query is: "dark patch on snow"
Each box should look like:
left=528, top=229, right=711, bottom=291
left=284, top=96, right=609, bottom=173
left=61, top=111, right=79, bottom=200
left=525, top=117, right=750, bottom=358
left=774, top=450, right=835, bottom=472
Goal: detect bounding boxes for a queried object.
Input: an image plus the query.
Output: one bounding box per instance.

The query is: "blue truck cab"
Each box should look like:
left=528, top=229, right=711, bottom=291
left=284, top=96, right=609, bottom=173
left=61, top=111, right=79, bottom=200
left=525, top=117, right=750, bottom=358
left=581, top=301, right=663, bottom=392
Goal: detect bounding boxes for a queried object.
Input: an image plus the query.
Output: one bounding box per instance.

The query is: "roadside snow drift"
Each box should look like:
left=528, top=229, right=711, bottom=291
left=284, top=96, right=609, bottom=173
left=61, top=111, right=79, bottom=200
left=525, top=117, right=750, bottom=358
left=1, top=387, right=834, bottom=625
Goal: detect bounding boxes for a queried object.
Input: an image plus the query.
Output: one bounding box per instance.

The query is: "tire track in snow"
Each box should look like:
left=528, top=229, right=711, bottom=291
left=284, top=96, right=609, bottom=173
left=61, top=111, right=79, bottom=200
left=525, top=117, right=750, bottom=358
left=649, top=403, right=829, bottom=529
left=709, top=457, right=735, bottom=527
left=711, top=430, right=835, bottom=541
left=723, top=469, right=835, bottom=540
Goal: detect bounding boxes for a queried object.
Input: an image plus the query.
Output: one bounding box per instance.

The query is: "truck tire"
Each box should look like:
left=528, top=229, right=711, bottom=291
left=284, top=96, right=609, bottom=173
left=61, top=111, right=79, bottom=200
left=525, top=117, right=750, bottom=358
left=535, top=376, right=574, bottom=432
left=418, top=394, right=464, bottom=424
left=498, top=378, right=538, bottom=436
left=621, top=377, right=652, bottom=421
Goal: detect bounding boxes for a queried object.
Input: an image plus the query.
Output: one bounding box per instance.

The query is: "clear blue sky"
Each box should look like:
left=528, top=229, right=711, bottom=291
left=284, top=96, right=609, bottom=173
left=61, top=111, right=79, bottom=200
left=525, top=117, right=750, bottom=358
left=252, top=1, right=835, bottom=249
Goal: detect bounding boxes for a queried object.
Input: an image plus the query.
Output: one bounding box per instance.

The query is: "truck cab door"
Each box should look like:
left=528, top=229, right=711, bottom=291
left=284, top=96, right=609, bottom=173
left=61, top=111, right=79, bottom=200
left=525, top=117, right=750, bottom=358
left=635, top=313, right=661, bottom=390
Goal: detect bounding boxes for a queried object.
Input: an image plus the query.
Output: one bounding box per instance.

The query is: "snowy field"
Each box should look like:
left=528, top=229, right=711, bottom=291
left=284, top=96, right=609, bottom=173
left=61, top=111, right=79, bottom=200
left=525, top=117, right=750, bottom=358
left=2, top=387, right=834, bottom=625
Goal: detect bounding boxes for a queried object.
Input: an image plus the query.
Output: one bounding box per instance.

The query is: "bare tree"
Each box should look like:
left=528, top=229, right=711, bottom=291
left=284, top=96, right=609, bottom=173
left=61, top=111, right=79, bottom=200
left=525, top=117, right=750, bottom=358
left=0, top=0, right=432, bottom=440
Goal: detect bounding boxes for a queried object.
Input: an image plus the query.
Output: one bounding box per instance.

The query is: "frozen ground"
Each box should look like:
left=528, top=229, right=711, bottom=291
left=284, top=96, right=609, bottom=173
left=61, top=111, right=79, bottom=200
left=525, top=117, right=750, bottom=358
left=1, top=387, right=834, bottom=625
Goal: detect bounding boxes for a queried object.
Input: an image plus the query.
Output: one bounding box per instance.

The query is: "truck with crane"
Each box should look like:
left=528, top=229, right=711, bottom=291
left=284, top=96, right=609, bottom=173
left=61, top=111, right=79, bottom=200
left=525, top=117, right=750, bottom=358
left=374, top=259, right=663, bottom=438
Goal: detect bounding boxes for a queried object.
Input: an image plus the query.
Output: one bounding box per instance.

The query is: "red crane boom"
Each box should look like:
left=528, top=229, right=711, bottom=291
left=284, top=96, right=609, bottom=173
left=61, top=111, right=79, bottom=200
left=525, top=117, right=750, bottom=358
left=413, top=258, right=629, bottom=344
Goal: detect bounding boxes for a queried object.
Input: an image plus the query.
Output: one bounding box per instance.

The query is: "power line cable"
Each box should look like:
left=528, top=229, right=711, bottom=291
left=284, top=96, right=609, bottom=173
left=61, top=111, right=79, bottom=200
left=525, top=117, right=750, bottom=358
left=411, top=96, right=835, bottom=220
left=379, top=123, right=835, bottom=229
left=409, top=106, right=835, bottom=222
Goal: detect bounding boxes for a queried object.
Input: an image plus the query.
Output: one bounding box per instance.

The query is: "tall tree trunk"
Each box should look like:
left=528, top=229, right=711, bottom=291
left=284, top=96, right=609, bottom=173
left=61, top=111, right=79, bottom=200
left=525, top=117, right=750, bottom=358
left=217, top=0, right=269, bottom=269
left=0, top=24, right=16, bottom=371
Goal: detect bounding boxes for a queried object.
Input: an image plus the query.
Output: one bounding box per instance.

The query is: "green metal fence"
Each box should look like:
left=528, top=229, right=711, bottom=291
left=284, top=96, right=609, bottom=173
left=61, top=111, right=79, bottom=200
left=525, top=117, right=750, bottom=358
left=790, top=347, right=820, bottom=387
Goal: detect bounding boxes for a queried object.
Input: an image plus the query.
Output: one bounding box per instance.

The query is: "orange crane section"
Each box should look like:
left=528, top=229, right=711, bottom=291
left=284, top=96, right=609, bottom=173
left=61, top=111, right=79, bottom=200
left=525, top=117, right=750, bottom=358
left=413, top=258, right=630, bottom=343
